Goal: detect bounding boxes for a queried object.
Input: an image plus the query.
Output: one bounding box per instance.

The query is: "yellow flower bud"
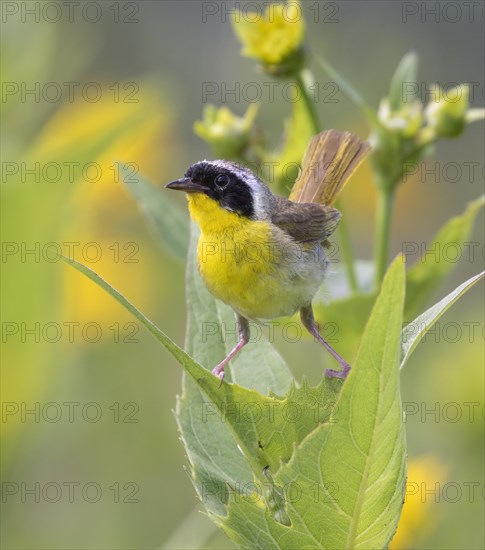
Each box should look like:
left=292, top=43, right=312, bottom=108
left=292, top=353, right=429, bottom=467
left=231, top=0, right=305, bottom=76
left=193, top=104, right=258, bottom=158
left=424, top=84, right=469, bottom=137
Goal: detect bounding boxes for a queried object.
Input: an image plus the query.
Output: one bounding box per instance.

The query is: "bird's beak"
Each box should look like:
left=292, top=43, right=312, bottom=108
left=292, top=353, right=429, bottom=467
left=165, top=177, right=208, bottom=194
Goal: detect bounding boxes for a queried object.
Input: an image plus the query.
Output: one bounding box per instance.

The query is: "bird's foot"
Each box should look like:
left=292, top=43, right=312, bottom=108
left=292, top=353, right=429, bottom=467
left=325, top=362, right=351, bottom=380
left=211, top=364, right=226, bottom=387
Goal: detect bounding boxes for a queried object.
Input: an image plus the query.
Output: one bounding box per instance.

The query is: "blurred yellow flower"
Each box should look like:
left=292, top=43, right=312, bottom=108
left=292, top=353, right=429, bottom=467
left=29, top=81, right=173, bottom=225
left=27, top=82, right=176, bottom=330
left=390, top=454, right=449, bottom=549
left=231, top=0, right=305, bottom=75
left=194, top=104, right=258, bottom=159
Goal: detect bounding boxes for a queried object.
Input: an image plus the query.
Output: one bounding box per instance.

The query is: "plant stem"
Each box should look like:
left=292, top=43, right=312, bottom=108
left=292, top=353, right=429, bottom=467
left=296, top=69, right=359, bottom=294
left=374, top=185, right=395, bottom=288
left=295, top=69, right=320, bottom=135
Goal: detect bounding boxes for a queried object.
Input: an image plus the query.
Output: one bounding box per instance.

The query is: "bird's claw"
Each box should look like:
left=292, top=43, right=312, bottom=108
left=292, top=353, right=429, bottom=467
left=217, top=371, right=225, bottom=388
left=212, top=365, right=225, bottom=387
left=325, top=363, right=351, bottom=380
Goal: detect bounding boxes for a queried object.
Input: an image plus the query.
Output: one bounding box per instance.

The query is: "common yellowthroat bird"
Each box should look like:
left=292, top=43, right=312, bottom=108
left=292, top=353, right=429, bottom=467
left=166, top=130, right=370, bottom=384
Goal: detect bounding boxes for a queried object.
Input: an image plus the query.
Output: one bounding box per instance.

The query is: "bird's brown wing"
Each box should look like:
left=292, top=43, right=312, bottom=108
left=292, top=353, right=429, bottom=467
left=271, top=197, right=341, bottom=244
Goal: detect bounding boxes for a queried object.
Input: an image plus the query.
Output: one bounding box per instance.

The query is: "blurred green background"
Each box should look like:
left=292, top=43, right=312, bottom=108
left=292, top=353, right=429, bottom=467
left=1, top=1, right=483, bottom=548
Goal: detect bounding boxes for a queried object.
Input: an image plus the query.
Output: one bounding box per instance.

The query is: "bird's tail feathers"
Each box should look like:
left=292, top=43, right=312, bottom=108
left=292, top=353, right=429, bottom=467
left=290, top=129, right=370, bottom=205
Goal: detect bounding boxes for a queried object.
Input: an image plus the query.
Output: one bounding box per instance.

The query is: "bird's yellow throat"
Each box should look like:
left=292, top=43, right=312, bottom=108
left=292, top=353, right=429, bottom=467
left=186, top=193, right=272, bottom=260
left=187, top=193, right=251, bottom=232
left=186, top=193, right=283, bottom=319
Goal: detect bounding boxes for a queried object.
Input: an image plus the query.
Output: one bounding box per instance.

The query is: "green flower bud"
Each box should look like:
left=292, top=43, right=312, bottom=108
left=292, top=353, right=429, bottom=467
left=377, top=98, right=423, bottom=139
left=193, top=104, right=258, bottom=159
left=424, top=84, right=469, bottom=138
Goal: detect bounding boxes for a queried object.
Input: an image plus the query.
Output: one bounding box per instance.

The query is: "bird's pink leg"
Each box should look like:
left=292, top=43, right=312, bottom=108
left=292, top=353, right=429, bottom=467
left=212, top=314, right=250, bottom=386
left=300, top=304, right=351, bottom=380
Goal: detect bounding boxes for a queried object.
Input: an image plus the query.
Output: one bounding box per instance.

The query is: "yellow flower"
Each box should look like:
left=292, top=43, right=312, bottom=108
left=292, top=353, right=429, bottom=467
left=231, top=0, right=305, bottom=75
left=194, top=104, right=258, bottom=158
left=390, top=454, right=449, bottom=549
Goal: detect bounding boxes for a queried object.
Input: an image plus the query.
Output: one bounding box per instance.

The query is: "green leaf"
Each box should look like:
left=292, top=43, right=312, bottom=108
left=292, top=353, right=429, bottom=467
left=405, top=195, right=484, bottom=318
left=121, top=164, right=189, bottom=262
left=401, top=271, right=484, bottom=368
left=219, top=257, right=407, bottom=549
left=63, top=252, right=407, bottom=548
left=61, top=256, right=345, bottom=535
left=61, top=255, right=325, bottom=465
left=388, top=51, right=418, bottom=110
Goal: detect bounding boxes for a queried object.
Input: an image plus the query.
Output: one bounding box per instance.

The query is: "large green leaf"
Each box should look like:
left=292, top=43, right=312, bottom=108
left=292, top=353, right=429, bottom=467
left=401, top=271, right=484, bottom=368
left=121, top=165, right=189, bottom=262
left=405, top=195, right=484, bottom=318
left=217, top=257, right=407, bottom=549
left=62, top=256, right=342, bottom=517
left=63, top=245, right=408, bottom=549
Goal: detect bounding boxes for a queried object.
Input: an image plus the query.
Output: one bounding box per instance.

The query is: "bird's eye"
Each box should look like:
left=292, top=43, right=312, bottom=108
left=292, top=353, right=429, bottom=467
left=215, top=174, right=230, bottom=188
